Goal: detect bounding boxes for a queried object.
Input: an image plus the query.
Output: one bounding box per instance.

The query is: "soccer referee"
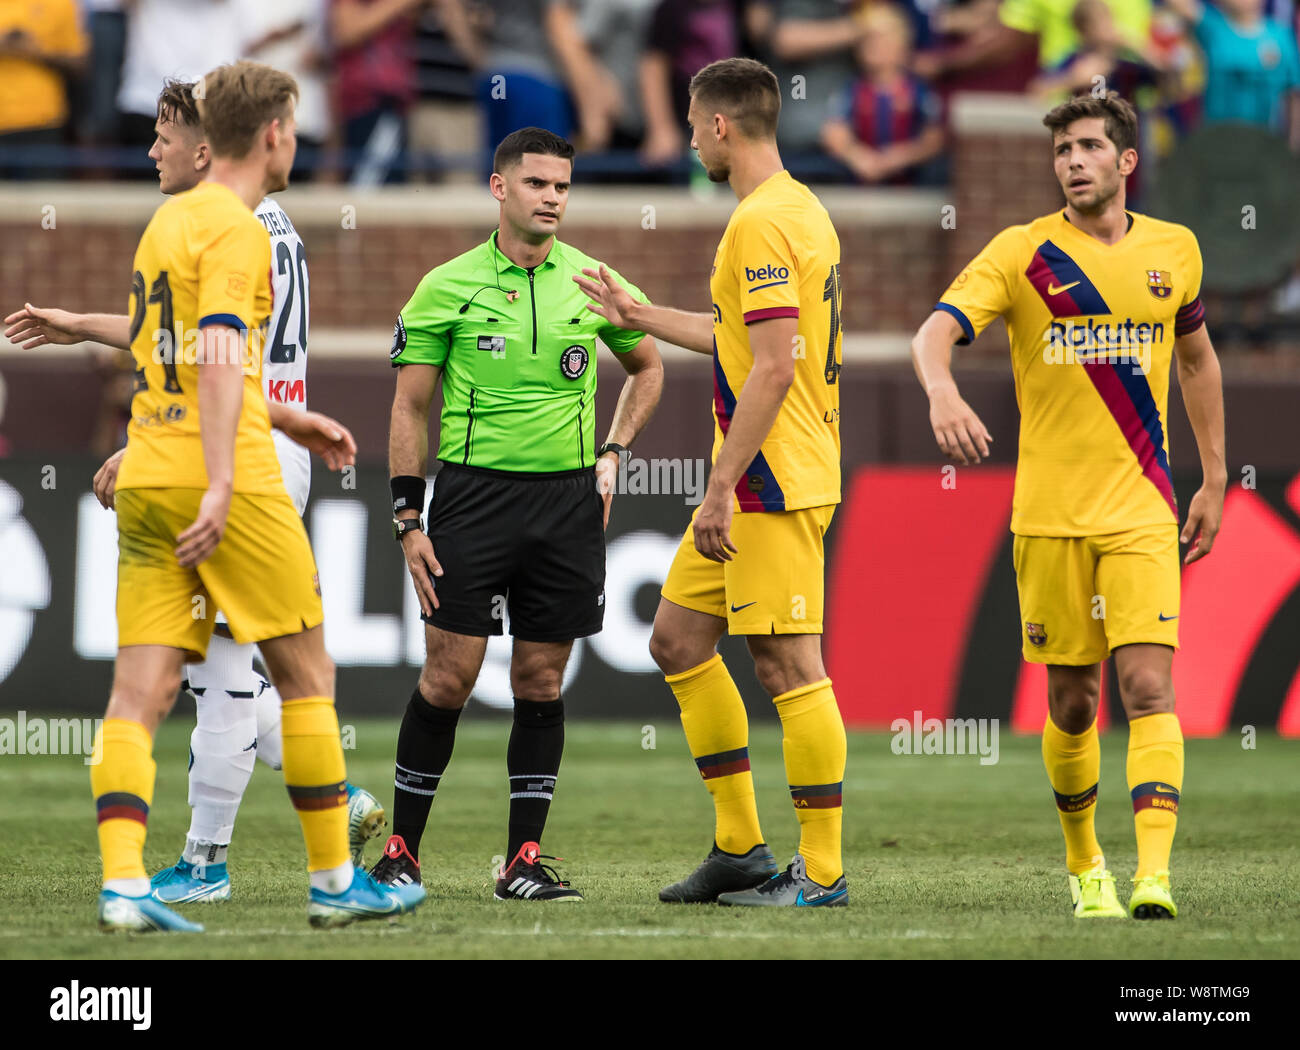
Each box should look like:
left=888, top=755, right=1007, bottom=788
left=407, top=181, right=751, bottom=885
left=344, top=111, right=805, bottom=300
left=374, top=128, right=664, bottom=901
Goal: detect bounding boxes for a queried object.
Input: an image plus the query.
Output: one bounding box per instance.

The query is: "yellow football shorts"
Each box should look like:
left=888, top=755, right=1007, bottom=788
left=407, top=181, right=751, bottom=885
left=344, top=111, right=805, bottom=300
left=661, top=504, right=834, bottom=635
left=115, top=488, right=323, bottom=660
left=1012, top=523, right=1180, bottom=665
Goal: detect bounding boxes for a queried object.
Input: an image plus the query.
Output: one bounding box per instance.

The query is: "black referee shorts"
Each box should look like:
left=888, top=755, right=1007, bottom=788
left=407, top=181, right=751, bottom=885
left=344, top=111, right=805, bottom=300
left=421, top=462, right=605, bottom=642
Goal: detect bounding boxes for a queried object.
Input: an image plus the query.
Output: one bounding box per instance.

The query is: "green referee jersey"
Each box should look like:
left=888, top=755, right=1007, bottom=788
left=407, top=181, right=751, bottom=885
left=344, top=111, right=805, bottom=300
left=391, top=231, right=651, bottom=472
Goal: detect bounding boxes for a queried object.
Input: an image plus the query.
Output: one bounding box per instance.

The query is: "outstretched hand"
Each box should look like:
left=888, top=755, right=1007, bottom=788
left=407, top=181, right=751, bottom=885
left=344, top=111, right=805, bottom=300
left=4, top=303, right=85, bottom=349
left=276, top=409, right=357, bottom=471
left=573, top=266, right=638, bottom=330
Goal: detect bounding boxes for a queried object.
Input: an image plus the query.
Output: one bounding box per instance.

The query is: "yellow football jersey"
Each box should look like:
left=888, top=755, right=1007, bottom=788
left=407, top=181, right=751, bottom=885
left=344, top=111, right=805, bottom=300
left=938, top=210, right=1205, bottom=536
left=710, top=170, right=842, bottom=512
left=116, top=181, right=283, bottom=495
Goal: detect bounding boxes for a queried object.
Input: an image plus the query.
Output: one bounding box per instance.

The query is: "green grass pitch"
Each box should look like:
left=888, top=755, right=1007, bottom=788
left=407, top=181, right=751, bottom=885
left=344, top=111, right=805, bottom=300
left=2, top=720, right=1296, bottom=959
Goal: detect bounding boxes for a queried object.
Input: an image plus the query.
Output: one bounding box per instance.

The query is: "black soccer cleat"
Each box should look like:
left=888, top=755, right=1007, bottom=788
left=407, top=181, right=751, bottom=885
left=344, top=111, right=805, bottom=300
left=658, top=842, right=779, bottom=903
left=369, top=834, right=422, bottom=888
left=494, top=842, right=583, bottom=902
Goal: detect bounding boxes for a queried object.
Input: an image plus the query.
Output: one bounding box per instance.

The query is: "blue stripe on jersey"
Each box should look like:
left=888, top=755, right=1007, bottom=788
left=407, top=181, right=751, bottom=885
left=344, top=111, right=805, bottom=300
left=198, top=313, right=248, bottom=333
left=1108, top=355, right=1173, bottom=493
left=1036, top=241, right=1111, bottom=315
left=935, top=302, right=974, bottom=345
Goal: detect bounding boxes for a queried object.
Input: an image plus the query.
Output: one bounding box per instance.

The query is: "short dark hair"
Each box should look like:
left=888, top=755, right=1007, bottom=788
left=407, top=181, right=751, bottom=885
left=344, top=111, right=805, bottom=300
left=688, top=58, right=781, bottom=141
left=493, top=127, right=575, bottom=175
left=156, top=78, right=202, bottom=130
left=1042, top=91, right=1139, bottom=156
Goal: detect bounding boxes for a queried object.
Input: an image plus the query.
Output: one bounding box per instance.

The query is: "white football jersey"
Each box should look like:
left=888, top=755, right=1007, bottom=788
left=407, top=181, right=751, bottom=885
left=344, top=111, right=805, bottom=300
left=255, top=197, right=311, bottom=514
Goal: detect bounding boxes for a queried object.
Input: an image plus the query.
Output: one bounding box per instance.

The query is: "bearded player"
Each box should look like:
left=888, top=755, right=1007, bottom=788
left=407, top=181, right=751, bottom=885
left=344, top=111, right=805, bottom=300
left=577, top=58, right=848, bottom=907
left=6, top=79, right=388, bottom=906
left=910, top=92, right=1225, bottom=920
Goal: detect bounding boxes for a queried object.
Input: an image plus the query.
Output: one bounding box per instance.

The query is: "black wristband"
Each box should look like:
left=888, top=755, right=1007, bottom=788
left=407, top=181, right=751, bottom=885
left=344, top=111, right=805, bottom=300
left=597, top=442, right=629, bottom=461
left=390, top=475, right=426, bottom=514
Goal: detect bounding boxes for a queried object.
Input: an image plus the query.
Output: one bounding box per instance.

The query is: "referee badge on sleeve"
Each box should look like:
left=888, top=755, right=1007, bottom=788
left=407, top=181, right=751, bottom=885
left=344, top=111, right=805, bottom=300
left=390, top=316, right=407, bottom=360
left=561, top=344, right=589, bottom=380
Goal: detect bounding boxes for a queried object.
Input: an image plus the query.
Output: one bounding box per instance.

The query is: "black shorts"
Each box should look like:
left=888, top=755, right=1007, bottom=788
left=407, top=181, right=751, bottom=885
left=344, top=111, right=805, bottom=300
left=421, top=462, right=606, bottom=642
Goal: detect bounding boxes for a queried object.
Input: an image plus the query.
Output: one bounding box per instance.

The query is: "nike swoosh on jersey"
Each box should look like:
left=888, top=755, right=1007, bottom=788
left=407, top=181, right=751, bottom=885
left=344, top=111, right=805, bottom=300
left=1158, top=613, right=1178, bottom=621
left=730, top=602, right=757, bottom=613
left=1046, top=280, right=1081, bottom=295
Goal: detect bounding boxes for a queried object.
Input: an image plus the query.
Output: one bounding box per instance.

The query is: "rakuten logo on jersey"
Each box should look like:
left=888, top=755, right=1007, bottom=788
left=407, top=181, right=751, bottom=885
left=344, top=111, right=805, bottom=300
left=266, top=379, right=305, bottom=403
left=745, top=264, right=789, bottom=286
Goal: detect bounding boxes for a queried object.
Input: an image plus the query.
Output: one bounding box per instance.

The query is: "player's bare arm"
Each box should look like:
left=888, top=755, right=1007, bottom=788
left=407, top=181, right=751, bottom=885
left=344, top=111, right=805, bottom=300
left=1173, top=323, right=1226, bottom=565
left=266, top=402, right=358, bottom=473
left=175, top=326, right=243, bottom=568
left=595, top=334, right=664, bottom=526
left=574, top=265, right=714, bottom=354
left=911, top=309, right=994, bottom=465
left=695, top=315, right=797, bottom=563
left=4, top=304, right=131, bottom=350
left=390, top=362, right=444, bottom=615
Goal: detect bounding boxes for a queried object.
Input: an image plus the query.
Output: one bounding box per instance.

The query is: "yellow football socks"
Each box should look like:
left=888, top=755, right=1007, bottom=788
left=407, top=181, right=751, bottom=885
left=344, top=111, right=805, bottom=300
left=1127, top=711, right=1184, bottom=879
left=90, top=718, right=156, bottom=885
left=1042, top=715, right=1105, bottom=875
left=665, top=654, right=764, bottom=856
left=773, top=678, right=846, bottom=886
left=280, top=696, right=350, bottom=872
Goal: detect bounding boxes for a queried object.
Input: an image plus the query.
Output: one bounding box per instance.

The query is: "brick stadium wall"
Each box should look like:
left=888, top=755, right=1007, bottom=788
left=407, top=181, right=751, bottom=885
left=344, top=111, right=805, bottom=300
left=0, top=192, right=950, bottom=335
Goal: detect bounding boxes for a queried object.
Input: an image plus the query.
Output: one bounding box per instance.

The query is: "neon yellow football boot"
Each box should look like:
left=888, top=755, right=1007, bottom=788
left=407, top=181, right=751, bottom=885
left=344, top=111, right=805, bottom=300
left=1129, top=871, right=1177, bottom=919
left=1068, top=865, right=1128, bottom=918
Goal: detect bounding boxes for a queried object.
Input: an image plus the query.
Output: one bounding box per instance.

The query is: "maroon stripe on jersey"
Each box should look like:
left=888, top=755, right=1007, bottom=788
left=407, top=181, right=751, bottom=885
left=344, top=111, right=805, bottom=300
left=1175, top=297, right=1205, bottom=335
left=1081, top=362, right=1177, bottom=515
left=743, top=306, right=799, bottom=324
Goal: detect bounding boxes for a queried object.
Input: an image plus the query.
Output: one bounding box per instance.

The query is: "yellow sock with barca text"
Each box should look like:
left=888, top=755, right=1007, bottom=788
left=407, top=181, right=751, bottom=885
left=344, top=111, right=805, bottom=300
left=773, top=678, right=846, bottom=886
left=90, top=718, right=156, bottom=888
left=1042, top=715, right=1104, bottom=875
left=1127, top=711, right=1184, bottom=879
left=280, top=696, right=350, bottom=873
left=665, top=654, right=764, bottom=856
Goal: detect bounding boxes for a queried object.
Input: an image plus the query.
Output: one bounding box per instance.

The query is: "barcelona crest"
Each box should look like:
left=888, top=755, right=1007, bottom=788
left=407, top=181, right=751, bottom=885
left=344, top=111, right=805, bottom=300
left=1146, top=270, right=1173, bottom=300
left=1026, top=622, right=1048, bottom=647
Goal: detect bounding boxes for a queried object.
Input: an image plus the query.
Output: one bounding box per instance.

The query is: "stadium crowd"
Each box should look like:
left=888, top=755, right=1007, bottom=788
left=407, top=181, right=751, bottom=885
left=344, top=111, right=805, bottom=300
left=0, top=0, right=1297, bottom=185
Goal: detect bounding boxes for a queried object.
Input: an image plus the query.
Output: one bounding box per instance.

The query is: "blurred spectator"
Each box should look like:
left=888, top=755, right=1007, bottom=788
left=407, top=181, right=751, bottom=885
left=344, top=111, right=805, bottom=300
left=79, top=0, right=127, bottom=147
left=1166, top=0, right=1300, bottom=139
left=118, top=0, right=243, bottom=149
left=578, top=0, right=659, bottom=156
left=240, top=0, right=331, bottom=172
left=329, top=0, right=425, bottom=185
left=409, top=0, right=484, bottom=181
left=821, top=2, right=945, bottom=183
left=1030, top=0, right=1163, bottom=98
left=765, top=0, right=861, bottom=155
left=912, top=0, right=1039, bottom=96
left=999, top=0, right=1153, bottom=73
left=442, top=0, right=621, bottom=170
left=641, top=0, right=743, bottom=169
left=0, top=0, right=87, bottom=178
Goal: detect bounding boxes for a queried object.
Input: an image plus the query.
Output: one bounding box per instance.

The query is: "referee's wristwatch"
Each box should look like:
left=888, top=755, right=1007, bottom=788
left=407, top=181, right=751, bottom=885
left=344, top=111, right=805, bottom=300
left=597, top=442, right=629, bottom=464
left=393, top=515, right=424, bottom=542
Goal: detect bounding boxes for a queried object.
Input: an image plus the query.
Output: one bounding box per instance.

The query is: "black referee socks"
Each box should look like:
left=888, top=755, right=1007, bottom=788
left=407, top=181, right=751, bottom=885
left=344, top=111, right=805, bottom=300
left=392, top=689, right=462, bottom=860
left=506, top=697, right=565, bottom=860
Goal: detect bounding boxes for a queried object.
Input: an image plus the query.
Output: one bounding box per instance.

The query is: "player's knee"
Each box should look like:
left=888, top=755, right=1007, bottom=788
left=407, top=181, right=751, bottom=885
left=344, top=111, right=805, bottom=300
left=1118, top=667, right=1173, bottom=716
left=1047, top=681, right=1099, bottom=731
left=649, top=627, right=703, bottom=676
left=510, top=671, right=560, bottom=702
left=418, top=663, right=472, bottom=709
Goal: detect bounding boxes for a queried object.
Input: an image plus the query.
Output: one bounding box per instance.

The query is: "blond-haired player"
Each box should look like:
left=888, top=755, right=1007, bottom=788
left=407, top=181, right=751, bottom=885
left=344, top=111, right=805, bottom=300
left=80, top=61, right=424, bottom=932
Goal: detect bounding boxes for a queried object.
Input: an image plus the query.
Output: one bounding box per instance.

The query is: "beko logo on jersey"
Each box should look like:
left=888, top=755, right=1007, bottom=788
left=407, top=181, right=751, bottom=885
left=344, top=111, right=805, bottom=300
left=745, top=264, right=790, bottom=291
left=1042, top=319, right=1163, bottom=374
